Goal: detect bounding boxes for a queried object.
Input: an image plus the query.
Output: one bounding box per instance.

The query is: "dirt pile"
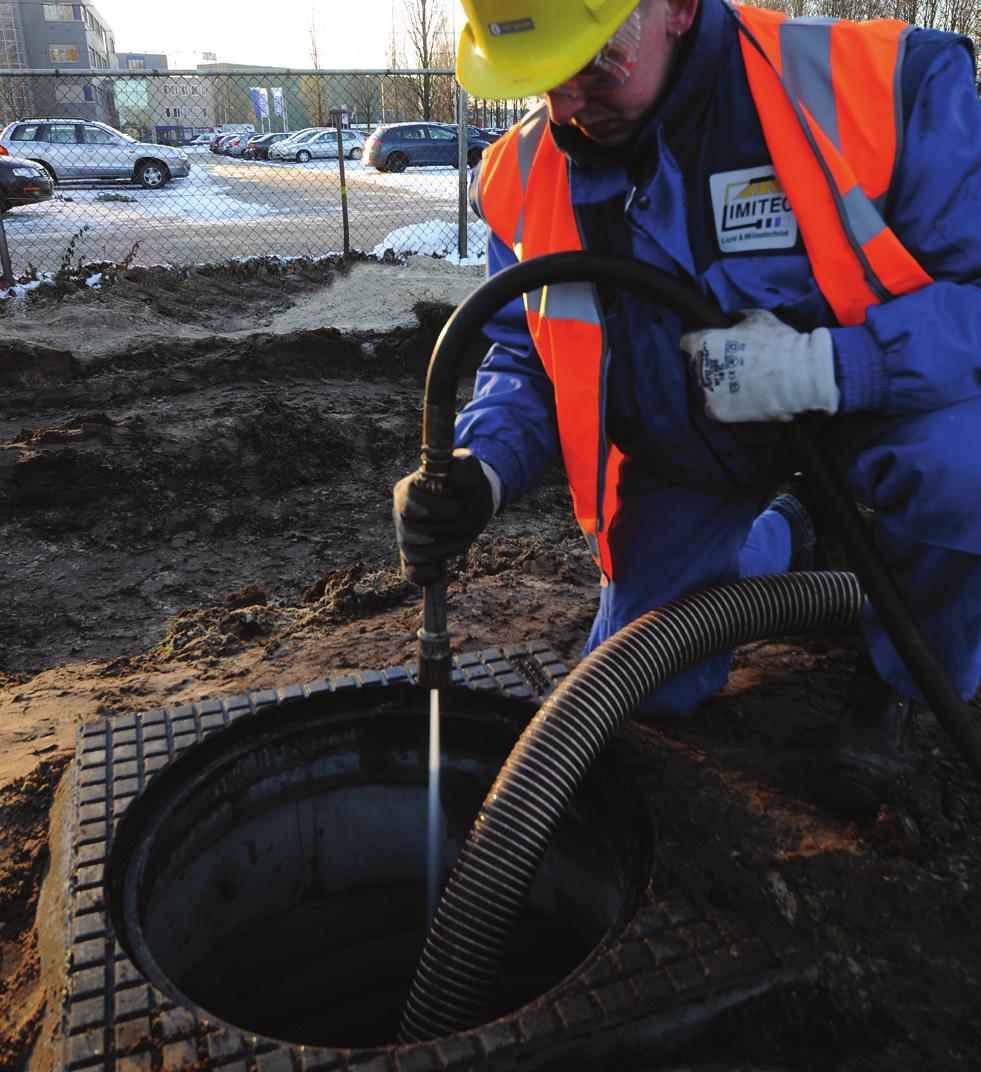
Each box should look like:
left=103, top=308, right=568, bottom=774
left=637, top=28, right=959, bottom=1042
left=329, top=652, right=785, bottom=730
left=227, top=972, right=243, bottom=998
left=0, top=257, right=978, bottom=1071
left=0, top=759, right=67, bottom=1072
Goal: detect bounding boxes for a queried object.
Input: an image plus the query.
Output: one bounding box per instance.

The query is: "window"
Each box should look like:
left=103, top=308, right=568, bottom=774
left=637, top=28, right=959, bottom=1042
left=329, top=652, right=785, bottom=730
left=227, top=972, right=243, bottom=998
left=127, top=58, right=145, bottom=70
left=43, top=4, right=79, bottom=21
left=429, top=126, right=455, bottom=140
left=10, top=124, right=41, bottom=142
left=82, top=126, right=119, bottom=144
left=83, top=84, right=94, bottom=102
left=402, top=127, right=426, bottom=140
left=44, top=123, right=78, bottom=143
left=48, top=44, right=80, bottom=63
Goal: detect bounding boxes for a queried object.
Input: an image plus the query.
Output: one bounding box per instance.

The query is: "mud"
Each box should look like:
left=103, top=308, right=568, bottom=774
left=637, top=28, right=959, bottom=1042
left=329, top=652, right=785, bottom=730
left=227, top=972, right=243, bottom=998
left=0, top=257, right=978, bottom=1071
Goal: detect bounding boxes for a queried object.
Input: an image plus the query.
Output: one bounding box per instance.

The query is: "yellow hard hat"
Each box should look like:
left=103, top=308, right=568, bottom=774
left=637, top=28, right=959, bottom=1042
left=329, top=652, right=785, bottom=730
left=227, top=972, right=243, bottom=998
left=457, top=0, right=641, bottom=100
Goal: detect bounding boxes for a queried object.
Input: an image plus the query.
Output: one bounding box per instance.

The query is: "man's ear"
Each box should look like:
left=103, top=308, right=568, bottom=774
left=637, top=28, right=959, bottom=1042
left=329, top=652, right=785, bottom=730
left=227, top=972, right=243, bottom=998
left=665, top=0, right=699, bottom=37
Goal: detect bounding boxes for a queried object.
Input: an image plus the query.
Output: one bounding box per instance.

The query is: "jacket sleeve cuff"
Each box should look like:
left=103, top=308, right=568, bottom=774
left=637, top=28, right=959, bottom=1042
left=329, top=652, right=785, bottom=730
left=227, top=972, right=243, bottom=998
left=460, top=436, right=526, bottom=509
left=830, top=324, right=890, bottom=414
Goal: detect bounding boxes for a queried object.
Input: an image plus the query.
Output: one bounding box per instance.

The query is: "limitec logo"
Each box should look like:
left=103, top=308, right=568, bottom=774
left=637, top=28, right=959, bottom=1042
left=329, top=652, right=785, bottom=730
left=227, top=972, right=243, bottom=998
left=720, top=172, right=790, bottom=236
left=709, top=164, right=798, bottom=253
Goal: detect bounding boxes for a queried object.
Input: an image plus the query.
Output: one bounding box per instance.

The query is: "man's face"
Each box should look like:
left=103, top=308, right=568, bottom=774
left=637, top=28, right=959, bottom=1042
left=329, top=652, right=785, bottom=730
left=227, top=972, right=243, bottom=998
left=544, top=0, right=696, bottom=147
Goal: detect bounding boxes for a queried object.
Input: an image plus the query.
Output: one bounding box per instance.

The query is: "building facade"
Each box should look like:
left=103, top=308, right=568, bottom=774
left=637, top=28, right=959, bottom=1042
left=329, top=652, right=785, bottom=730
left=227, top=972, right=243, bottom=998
left=151, top=72, right=218, bottom=143
left=0, top=1, right=118, bottom=123
left=113, top=54, right=218, bottom=144
left=197, top=63, right=314, bottom=136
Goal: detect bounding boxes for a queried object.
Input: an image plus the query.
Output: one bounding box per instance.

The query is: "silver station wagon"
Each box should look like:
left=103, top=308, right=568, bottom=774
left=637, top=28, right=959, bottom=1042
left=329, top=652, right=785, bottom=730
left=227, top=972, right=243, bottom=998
left=0, top=119, right=191, bottom=188
left=269, top=127, right=365, bottom=163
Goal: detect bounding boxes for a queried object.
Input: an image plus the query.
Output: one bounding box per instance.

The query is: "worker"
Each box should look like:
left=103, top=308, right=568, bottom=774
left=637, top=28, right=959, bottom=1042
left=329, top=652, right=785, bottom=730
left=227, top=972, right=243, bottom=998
left=394, top=0, right=981, bottom=814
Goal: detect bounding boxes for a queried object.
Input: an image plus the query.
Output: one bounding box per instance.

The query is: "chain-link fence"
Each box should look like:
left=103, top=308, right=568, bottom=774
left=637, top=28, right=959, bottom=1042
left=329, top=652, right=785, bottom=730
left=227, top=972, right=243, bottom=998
left=0, top=68, right=522, bottom=274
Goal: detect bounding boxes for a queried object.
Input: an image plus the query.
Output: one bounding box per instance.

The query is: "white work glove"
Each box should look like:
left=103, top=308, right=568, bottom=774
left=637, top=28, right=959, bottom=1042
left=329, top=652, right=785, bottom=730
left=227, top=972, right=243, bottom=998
left=681, top=309, right=840, bottom=424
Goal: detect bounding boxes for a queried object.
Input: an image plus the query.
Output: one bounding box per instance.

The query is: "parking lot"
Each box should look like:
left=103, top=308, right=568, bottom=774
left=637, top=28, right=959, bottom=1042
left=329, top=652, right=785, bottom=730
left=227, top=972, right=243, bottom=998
left=0, top=147, right=483, bottom=271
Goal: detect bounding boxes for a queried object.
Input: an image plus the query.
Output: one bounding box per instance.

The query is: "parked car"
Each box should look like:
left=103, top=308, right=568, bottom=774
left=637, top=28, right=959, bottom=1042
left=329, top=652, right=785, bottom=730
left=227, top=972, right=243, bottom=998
left=182, top=133, right=213, bottom=147
left=241, top=132, right=291, bottom=160
left=0, top=119, right=190, bottom=188
left=223, top=133, right=252, bottom=158
left=284, top=128, right=366, bottom=162
left=267, top=128, right=327, bottom=161
left=215, top=133, right=240, bottom=154
left=209, top=132, right=227, bottom=153
left=0, top=152, right=54, bottom=213
left=363, top=122, right=492, bottom=173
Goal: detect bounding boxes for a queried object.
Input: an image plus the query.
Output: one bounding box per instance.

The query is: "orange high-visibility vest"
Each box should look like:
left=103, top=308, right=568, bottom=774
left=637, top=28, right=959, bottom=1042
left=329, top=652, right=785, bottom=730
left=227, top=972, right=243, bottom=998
left=474, top=5, right=932, bottom=581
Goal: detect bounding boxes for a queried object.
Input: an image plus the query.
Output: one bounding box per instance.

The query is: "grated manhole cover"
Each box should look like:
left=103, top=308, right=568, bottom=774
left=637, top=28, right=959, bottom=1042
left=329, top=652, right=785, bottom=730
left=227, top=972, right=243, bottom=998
left=62, top=642, right=816, bottom=1071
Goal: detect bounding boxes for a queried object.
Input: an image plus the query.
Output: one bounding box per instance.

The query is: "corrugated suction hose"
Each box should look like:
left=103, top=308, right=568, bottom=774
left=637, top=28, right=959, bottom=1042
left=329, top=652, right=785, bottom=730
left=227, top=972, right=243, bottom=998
left=399, top=569, right=863, bottom=1041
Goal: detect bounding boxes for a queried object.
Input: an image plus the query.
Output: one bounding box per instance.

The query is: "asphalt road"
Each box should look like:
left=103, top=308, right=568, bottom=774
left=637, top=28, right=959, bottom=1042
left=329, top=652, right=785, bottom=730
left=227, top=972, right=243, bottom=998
left=0, top=148, right=475, bottom=272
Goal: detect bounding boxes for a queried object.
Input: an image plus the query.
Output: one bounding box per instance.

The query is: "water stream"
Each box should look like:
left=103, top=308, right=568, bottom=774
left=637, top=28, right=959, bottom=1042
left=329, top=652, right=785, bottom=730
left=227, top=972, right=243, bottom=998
left=426, top=687, right=442, bottom=926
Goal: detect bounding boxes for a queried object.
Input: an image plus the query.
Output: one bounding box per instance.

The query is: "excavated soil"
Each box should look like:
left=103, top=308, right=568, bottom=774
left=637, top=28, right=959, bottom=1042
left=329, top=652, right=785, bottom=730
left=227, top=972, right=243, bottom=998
left=0, top=257, right=978, bottom=1071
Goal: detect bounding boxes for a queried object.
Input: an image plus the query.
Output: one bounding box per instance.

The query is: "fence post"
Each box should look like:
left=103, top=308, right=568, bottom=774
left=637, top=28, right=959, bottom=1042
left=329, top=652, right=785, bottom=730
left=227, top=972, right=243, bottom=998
left=0, top=215, right=14, bottom=285
left=456, top=82, right=469, bottom=261
left=331, top=107, right=351, bottom=256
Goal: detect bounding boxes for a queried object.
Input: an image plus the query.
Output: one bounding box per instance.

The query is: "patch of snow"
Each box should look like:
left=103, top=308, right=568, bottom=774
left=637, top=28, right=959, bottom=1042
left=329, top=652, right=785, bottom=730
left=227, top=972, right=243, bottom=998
left=373, top=218, right=488, bottom=263
left=0, top=276, right=50, bottom=300
left=3, top=165, right=281, bottom=232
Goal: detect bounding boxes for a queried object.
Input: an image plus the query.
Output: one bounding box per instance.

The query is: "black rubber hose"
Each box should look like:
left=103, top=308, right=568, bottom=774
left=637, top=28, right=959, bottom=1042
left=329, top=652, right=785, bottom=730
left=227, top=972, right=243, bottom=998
left=419, top=251, right=981, bottom=778
left=400, top=570, right=864, bottom=1041
left=785, top=417, right=981, bottom=776
left=400, top=250, right=981, bottom=1040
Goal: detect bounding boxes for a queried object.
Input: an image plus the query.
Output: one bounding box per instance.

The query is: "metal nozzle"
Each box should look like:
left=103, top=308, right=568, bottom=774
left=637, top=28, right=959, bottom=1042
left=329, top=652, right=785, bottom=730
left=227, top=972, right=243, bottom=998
left=417, top=578, right=451, bottom=691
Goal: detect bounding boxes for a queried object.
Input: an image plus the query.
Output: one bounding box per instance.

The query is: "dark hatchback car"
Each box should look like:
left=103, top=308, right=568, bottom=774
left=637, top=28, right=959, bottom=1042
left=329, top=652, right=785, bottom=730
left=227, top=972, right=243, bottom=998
left=364, top=122, right=492, bottom=173
left=0, top=152, right=54, bottom=213
left=242, top=132, right=291, bottom=160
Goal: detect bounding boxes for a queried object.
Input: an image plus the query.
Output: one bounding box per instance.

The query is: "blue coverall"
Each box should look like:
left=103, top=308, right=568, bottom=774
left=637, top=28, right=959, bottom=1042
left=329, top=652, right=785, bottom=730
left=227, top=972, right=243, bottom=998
left=456, top=0, right=981, bottom=715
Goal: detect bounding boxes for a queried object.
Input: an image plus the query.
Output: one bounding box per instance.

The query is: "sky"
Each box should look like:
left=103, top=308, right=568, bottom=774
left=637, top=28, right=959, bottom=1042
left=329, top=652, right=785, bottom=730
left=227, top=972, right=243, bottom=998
left=93, top=0, right=469, bottom=71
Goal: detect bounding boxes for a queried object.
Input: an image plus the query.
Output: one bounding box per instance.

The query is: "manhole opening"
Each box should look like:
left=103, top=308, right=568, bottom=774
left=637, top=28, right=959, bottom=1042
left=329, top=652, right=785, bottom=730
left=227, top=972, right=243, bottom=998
left=108, top=686, right=650, bottom=1048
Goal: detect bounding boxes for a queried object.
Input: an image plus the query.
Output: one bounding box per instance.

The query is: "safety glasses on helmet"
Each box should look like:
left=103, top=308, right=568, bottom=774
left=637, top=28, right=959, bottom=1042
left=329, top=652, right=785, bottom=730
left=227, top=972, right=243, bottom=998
left=547, top=8, right=643, bottom=97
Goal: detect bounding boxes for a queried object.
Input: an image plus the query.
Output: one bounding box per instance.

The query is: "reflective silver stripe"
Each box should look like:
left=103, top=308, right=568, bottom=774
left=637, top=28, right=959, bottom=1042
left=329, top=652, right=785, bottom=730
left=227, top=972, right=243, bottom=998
left=513, top=104, right=549, bottom=252
left=469, top=165, right=485, bottom=220
left=734, top=12, right=892, bottom=301
left=583, top=531, right=600, bottom=561
left=541, top=281, right=604, bottom=323
left=517, top=104, right=548, bottom=191
left=514, top=206, right=525, bottom=251
left=841, top=184, right=886, bottom=246
left=780, top=20, right=840, bottom=151
left=887, top=26, right=913, bottom=210
left=525, top=286, right=545, bottom=317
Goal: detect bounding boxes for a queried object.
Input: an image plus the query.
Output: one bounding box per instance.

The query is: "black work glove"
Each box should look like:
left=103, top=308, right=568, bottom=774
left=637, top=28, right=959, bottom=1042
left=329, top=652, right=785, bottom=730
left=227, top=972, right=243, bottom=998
left=393, top=448, right=495, bottom=586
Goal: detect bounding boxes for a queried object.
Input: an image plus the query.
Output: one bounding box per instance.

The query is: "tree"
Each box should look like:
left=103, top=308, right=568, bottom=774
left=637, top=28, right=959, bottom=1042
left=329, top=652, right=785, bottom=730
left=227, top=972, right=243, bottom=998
left=742, top=0, right=978, bottom=55
left=307, top=9, right=327, bottom=125
left=390, top=0, right=452, bottom=120
left=346, top=74, right=380, bottom=129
